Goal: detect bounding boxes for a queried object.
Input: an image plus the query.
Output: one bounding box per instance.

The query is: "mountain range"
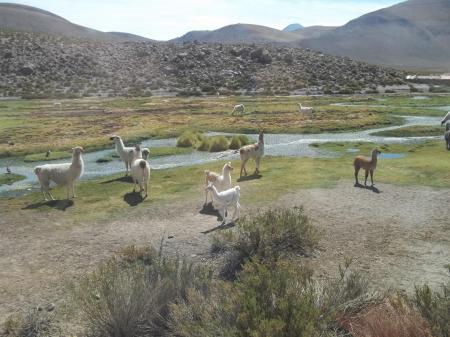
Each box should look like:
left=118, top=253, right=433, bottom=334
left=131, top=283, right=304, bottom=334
left=0, top=1, right=449, bottom=70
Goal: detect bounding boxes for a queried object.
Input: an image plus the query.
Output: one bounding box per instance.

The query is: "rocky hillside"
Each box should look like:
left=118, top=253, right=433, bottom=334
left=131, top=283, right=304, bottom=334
left=300, top=0, right=450, bottom=70
left=0, top=3, right=151, bottom=42
left=0, top=30, right=404, bottom=99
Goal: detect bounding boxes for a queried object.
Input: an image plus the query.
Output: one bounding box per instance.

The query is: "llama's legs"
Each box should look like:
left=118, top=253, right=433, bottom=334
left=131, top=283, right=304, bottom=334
left=354, top=167, right=360, bottom=185
left=240, top=159, right=249, bottom=178
left=125, top=162, right=129, bottom=176
left=370, top=170, right=374, bottom=186
left=364, top=170, right=369, bottom=186
left=255, top=157, right=260, bottom=174
left=72, top=182, right=76, bottom=198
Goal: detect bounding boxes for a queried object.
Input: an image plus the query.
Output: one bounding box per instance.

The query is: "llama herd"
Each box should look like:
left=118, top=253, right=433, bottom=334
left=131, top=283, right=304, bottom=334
left=33, top=131, right=265, bottom=225
left=32, top=106, right=450, bottom=224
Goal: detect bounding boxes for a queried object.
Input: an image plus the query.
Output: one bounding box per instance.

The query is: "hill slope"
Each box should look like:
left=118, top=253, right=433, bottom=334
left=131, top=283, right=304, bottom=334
left=0, top=3, right=151, bottom=42
left=299, top=0, right=450, bottom=70
left=0, top=30, right=404, bottom=98
left=171, top=23, right=300, bottom=44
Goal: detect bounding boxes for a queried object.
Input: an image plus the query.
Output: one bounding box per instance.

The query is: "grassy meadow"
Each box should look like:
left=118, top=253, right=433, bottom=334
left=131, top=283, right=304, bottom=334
left=1, top=94, right=449, bottom=158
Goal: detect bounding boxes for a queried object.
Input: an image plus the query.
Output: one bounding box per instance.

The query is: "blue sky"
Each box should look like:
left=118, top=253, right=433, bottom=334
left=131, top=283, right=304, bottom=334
left=5, top=0, right=404, bottom=40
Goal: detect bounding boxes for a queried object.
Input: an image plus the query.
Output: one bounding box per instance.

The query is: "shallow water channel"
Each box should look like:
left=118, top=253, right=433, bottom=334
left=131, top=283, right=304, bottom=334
left=0, top=115, right=442, bottom=197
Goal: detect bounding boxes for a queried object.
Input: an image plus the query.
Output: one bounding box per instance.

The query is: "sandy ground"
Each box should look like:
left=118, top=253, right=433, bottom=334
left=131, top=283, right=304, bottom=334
left=0, top=182, right=449, bottom=324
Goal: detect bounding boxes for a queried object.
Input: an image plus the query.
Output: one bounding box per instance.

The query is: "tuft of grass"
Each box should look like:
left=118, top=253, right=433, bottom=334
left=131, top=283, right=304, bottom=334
left=0, top=173, right=26, bottom=186
left=229, top=134, right=251, bottom=150
left=149, top=146, right=194, bottom=157
left=177, top=131, right=205, bottom=148
left=3, top=309, right=58, bottom=337
left=208, top=136, right=229, bottom=152
left=214, top=207, right=319, bottom=279
left=23, top=151, right=72, bottom=162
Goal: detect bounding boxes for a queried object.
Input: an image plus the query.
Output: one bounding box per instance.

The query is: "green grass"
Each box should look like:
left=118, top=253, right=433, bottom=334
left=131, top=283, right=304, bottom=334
left=149, top=146, right=194, bottom=158
left=370, top=125, right=443, bottom=137
left=23, top=151, right=72, bottom=162
left=0, top=173, right=26, bottom=186
left=2, top=140, right=450, bottom=226
left=4, top=94, right=448, bottom=158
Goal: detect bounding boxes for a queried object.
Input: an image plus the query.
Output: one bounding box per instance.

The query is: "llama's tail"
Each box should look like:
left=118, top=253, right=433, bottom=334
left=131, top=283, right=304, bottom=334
left=139, top=160, right=146, bottom=170
left=34, top=167, right=41, bottom=175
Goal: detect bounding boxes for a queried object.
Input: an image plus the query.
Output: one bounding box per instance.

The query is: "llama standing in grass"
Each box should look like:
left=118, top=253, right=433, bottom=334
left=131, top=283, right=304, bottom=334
left=110, top=135, right=135, bottom=176
left=130, top=145, right=150, bottom=198
left=205, top=182, right=241, bottom=224
left=204, top=162, right=233, bottom=205
left=239, top=130, right=264, bottom=178
left=445, top=123, right=450, bottom=150
left=354, top=148, right=381, bottom=186
left=232, top=104, right=245, bottom=116
left=34, top=146, right=84, bottom=201
left=299, top=103, right=314, bottom=117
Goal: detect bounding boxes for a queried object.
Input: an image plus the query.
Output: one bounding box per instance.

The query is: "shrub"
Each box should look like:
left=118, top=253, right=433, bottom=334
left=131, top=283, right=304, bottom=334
left=415, top=279, right=449, bottom=337
left=73, top=246, right=212, bottom=337
left=170, top=259, right=322, bottom=337
left=208, top=136, right=229, bottom=152
left=229, top=135, right=251, bottom=150
left=215, top=207, right=319, bottom=279
left=338, top=295, right=432, bottom=337
left=196, top=138, right=211, bottom=152
left=3, top=309, right=58, bottom=337
left=177, top=130, right=204, bottom=148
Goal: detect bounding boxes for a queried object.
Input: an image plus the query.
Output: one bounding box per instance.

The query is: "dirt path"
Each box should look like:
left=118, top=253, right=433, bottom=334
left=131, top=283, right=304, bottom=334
left=1, top=182, right=449, bottom=323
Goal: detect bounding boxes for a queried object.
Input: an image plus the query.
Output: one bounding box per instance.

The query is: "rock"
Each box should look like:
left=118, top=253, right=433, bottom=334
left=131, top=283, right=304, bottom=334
left=17, top=66, right=34, bottom=76
left=46, top=303, right=55, bottom=312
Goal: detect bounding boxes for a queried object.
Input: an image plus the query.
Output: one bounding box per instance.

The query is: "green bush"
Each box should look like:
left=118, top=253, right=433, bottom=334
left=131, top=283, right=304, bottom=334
left=229, top=135, right=251, bottom=150
left=170, top=259, right=321, bottom=337
left=209, top=136, right=229, bottom=152
left=73, top=246, right=212, bottom=337
left=215, top=207, right=320, bottom=279
left=414, top=276, right=449, bottom=337
left=196, top=138, right=211, bottom=152
left=177, top=131, right=204, bottom=148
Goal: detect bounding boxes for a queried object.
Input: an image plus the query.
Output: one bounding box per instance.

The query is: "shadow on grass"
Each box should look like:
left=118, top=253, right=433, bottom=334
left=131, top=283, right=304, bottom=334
left=101, top=176, right=133, bottom=184
left=201, top=221, right=236, bottom=235
left=354, top=182, right=381, bottom=194
left=199, top=202, right=223, bottom=222
left=124, top=191, right=145, bottom=206
left=237, top=173, right=262, bottom=182
left=22, top=199, right=74, bottom=211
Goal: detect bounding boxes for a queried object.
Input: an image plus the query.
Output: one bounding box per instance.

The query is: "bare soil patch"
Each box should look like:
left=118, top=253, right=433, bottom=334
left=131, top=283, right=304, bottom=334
left=0, top=182, right=449, bottom=323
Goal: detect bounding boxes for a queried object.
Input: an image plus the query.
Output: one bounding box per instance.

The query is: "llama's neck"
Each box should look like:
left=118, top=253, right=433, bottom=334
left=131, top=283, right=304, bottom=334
left=115, top=139, right=125, bottom=151
left=209, top=185, right=220, bottom=198
left=371, top=153, right=378, bottom=166
left=72, top=153, right=83, bottom=166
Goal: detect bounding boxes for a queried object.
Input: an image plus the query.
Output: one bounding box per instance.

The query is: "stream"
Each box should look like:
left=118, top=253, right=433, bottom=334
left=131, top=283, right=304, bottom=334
left=0, top=115, right=443, bottom=197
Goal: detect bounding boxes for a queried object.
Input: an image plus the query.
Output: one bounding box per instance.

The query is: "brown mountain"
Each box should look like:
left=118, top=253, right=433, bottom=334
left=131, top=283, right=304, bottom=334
left=299, top=0, right=450, bottom=70
left=0, top=3, right=152, bottom=42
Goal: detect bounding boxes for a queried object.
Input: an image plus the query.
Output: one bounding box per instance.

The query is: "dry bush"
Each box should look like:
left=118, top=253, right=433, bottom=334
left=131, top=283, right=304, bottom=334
left=338, top=295, right=432, bottom=337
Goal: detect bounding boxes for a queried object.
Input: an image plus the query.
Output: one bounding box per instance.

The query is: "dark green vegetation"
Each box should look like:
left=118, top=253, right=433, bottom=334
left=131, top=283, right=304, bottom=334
left=177, top=131, right=251, bottom=152
left=3, top=94, right=449, bottom=158
left=95, top=147, right=194, bottom=163
left=5, top=208, right=447, bottom=337
left=370, top=125, right=443, bottom=137
left=0, top=173, right=25, bottom=186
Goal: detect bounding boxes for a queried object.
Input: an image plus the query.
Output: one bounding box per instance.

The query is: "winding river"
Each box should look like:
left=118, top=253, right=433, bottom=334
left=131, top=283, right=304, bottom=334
left=0, top=115, right=443, bottom=197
